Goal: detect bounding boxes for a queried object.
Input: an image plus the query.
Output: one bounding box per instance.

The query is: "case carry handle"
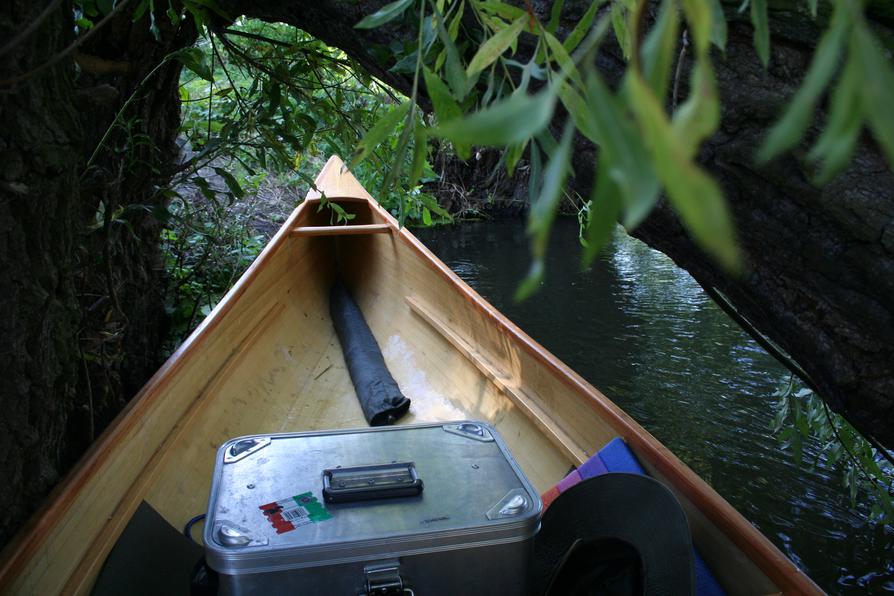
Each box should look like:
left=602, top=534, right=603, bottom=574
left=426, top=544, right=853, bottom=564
left=322, top=461, right=424, bottom=503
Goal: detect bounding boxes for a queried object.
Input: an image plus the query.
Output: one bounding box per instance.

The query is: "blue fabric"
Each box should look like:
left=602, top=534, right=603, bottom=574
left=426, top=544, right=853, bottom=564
left=596, top=438, right=726, bottom=596
left=597, top=437, right=648, bottom=476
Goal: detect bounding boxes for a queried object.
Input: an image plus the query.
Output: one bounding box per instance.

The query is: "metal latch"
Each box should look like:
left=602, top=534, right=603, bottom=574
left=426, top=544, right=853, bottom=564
left=442, top=422, right=494, bottom=442
left=364, top=561, right=413, bottom=595
left=223, top=436, right=270, bottom=463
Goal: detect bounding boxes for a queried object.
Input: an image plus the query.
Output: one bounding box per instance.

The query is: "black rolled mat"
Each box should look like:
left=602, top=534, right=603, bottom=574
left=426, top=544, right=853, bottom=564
left=330, top=281, right=410, bottom=426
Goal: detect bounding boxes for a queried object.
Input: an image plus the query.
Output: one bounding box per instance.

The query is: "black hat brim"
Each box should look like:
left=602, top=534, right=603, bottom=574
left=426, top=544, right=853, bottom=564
left=533, top=473, right=695, bottom=596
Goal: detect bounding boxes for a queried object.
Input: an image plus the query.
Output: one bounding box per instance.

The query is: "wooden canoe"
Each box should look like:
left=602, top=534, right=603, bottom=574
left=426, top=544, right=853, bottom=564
left=0, top=155, right=823, bottom=594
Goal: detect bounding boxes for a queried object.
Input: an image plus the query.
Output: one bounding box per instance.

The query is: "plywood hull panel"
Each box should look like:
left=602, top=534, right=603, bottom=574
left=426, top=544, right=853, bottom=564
left=0, top=156, right=822, bottom=595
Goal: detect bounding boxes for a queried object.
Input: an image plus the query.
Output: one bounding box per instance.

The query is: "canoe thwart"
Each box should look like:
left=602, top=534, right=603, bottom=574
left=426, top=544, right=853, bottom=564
left=290, top=223, right=392, bottom=237
left=405, top=295, right=590, bottom=466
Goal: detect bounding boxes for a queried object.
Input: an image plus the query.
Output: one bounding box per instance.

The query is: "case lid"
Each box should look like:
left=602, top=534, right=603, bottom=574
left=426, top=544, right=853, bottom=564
left=204, top=421, right=541, bottom=574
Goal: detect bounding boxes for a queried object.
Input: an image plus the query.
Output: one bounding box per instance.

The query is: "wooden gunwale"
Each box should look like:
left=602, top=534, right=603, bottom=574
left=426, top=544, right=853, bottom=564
left=62, top=301, right=287, bottom=594
left=0, top=155, right=822, bottom=594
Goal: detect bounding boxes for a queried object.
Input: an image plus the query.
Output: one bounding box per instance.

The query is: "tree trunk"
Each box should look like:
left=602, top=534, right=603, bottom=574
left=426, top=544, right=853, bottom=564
left=0, top=0, right=83, bottom=545
left=0, top=1, right=193, bottom=546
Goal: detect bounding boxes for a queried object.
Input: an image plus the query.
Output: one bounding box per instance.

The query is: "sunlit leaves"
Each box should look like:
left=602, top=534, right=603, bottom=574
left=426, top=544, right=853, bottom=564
left=433, top=89, right=556, bottom=147
left=173, top=47, right=213, bottom=81
left=467, top=15, right=526, bottom=76
left=626, top=73, right=741, bottom=272
left=352, top=101, right=411, bottom=166
left=583, top=73, right=660, bottom=229
left=355, top=0, right=415, bottom=29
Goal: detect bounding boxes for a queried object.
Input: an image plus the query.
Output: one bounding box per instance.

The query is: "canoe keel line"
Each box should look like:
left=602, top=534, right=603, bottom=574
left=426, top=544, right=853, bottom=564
left=0, top=156, right=822, bottom=594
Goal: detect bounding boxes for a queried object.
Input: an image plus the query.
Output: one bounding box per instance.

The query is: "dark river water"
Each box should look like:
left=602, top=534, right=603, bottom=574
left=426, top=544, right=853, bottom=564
left=415, top=218, right=893, bottom=594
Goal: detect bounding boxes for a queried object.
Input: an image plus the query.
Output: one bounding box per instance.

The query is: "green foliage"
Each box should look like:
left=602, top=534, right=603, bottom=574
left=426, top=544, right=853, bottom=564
left=349, top=0, right=894, bottom=300
left=770, top=376, right=894, bottom=525
left=758, top=2, right=894, bottom=184
left=156, top=16, right=445, bottom=341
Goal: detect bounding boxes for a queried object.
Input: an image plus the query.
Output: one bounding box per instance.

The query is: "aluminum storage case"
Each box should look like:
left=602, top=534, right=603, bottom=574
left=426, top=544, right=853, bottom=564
left=204, top=421, right=542, bottom=595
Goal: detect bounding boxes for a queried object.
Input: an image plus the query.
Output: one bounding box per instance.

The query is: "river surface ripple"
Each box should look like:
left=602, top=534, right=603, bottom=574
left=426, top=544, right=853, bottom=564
left=416, top=218, right=893, bottom=594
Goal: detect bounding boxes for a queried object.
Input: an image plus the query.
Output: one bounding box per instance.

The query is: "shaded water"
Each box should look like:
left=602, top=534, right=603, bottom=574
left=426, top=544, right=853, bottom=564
left=416, top=218, right=893, bottom=594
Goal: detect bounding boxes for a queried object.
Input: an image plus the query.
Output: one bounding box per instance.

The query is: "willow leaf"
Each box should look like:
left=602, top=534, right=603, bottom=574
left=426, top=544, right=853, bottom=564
left=516, top=123, right=575, bottom=301
left=585, top=73, right=660, bottom=228
left=422, top=66, right=462, bottom=122
left=355, top=0, right=414, bottom=29
left=558, top=81, right=600, bottom=143
left=409, top=124, right=428, bottom=190
left=671, top=59, right=720, bottom=159
left=467, top=15, right=526, bottom=76
left=529, top=122, right=575, bottom=258
left=351, top=101, right=411, bottom=166
left=432, top=3, right=469, bottom=98
left=750, top=0, right=770, bottom=66
left=544, top=31, right=583, bottom=88
left=432, top=89, right=556, bottom=147
left=853, top=24, right=894, bottom=168
left=808, top=57, right=862, bottom=184
left=611, top=3, right=631, bottom=59
left=475, top=1, right=525, bottom=20
left=626, top=73, right=741, bottom=272
left=757, top=11, right=847, bottom=164
left=564, top=0, right=604, bottom=53
left=641, top=0, right=679, bottom=103
left=448, top=0, right=464, bottom=39
left=681, top=0, right=712, bottom=56
left=582, top=155, right=623, bottom=266
left=708, top=0, right=727, bottom=50
left=548, top=0, right=565, bottom=33
left=422, top=66, right=470, bottom=158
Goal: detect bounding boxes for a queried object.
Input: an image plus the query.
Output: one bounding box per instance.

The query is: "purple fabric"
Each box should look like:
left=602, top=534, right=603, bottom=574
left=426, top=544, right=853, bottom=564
left=577, top=452, right=609, bottom=479
left=556, top=469, right=582, bottom=492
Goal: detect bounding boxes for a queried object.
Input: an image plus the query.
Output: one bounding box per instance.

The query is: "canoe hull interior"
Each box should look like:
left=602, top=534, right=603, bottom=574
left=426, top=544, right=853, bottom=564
left=0, top=156, right=821, bottom=595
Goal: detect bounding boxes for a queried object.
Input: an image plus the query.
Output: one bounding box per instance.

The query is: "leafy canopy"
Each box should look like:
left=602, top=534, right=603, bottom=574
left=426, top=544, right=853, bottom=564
left=349, top=0, right=894, bottom=297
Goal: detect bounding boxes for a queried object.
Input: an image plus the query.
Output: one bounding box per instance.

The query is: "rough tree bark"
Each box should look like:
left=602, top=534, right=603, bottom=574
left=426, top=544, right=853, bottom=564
left=0, top=1, right=194, bottom=545
left=231, top=0, right=893, bottom=446
left=0, top=0, right=83, bottom=550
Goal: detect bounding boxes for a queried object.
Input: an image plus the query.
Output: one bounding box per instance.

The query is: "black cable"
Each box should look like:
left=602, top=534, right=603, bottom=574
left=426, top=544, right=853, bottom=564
left=184, top=513, right=206, bottom=543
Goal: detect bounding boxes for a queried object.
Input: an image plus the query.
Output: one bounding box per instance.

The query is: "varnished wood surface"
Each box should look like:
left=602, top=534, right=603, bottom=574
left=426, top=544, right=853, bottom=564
left=0, top=155, right=823, bottom=595
left=290, top=223, right=392, bottom=236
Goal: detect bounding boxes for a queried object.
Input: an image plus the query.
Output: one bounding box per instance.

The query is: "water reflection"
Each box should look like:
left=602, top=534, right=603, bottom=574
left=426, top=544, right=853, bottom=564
left=416, top=218, right=893, bottom=594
